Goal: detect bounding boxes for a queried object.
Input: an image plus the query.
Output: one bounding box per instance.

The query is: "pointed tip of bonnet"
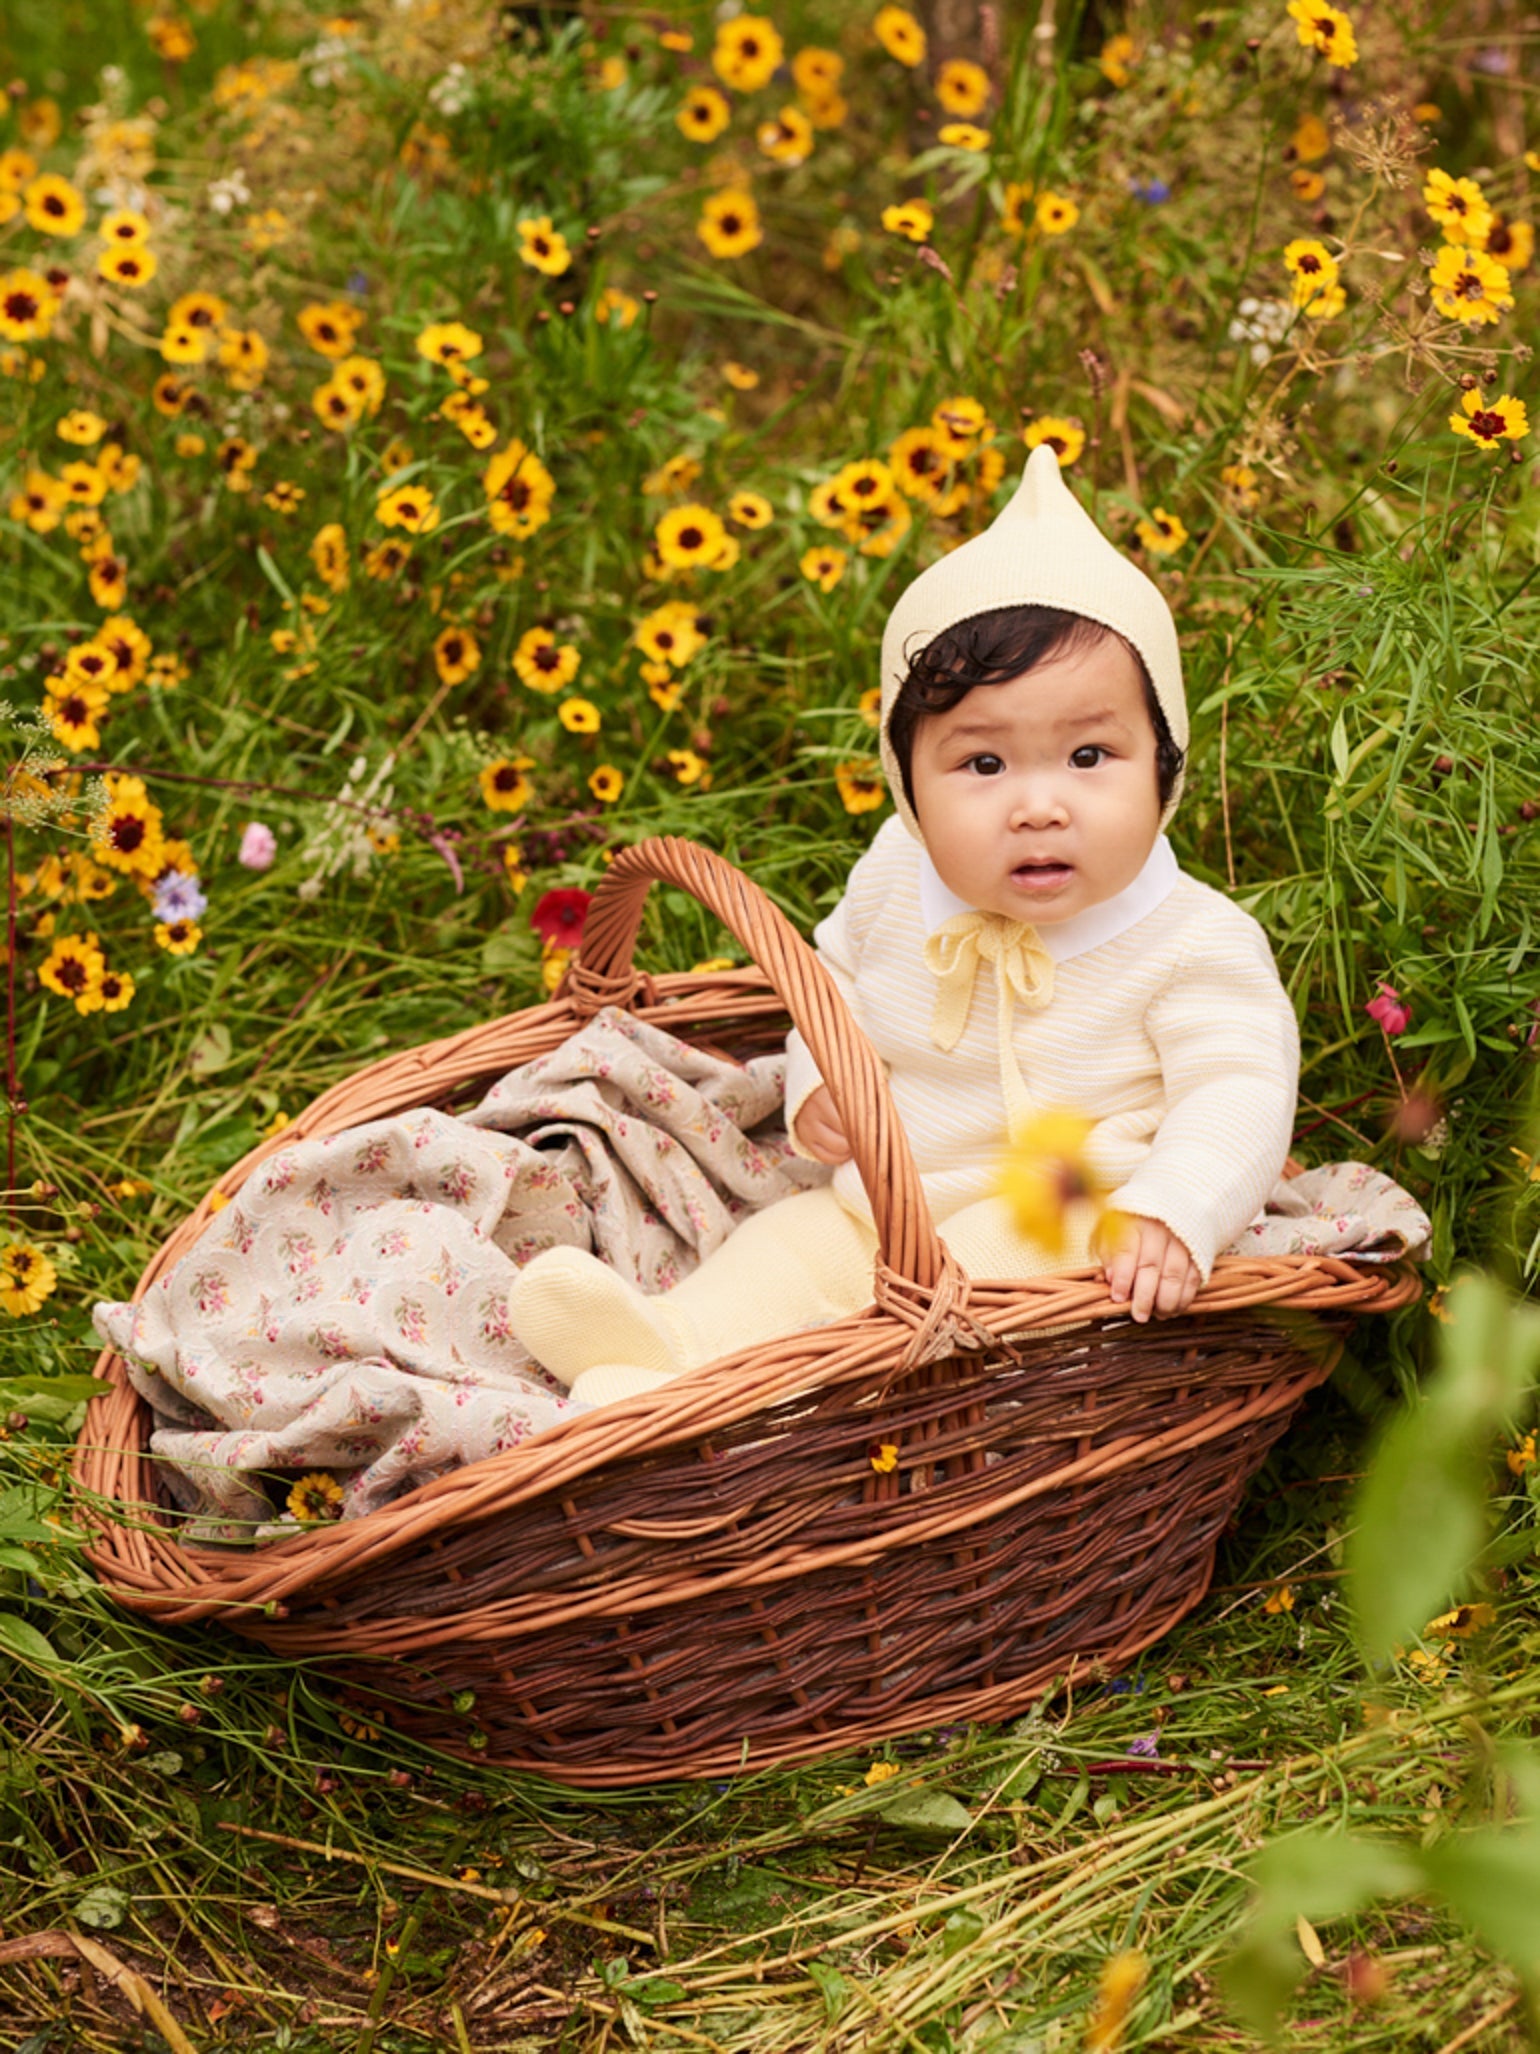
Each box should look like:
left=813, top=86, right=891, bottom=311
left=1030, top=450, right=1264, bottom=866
left=1000, top=440, right=1095, bottom=531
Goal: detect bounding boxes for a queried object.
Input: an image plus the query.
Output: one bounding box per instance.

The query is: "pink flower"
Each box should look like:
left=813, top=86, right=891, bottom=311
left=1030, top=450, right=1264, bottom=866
left=1366, top=983, right=1412, bottom=1036
left=239, top=821, right=277, bottom=869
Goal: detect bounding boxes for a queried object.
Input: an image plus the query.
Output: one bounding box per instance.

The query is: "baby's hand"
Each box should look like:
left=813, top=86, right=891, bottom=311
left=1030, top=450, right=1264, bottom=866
left=1097, top=1213, right=1201, bottom=1324
left=792, top=1084, right=853, bottom=1165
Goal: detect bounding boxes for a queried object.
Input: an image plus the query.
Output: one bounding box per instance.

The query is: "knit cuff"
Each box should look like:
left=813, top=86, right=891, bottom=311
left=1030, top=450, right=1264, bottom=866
left=1103, top=1180, right=1220, bottom=1283
left=781, top=1028, right=827, bottom=1161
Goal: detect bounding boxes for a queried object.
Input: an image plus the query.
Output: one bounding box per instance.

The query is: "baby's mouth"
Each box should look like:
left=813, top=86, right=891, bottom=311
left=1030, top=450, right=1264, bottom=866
left=1011, top=860, right=1073, bottom=885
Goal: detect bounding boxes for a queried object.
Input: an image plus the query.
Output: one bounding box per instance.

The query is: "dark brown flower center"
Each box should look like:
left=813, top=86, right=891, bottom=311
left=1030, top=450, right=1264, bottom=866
left=1468, top=409, right=1505, bottom=439
left=5, top=290, right=40, bottom=321
left=57, top=954, right=88, bottom=992
left=720, top=212, right=742, bottom=234
left=534, top=644, right=559, bottom=670
left=109, top=814, right=146, bottom=853
left=678, top=525, right=703, bottom=550
left=493, top=767, right=520, bottom=792
left=43, top=193, right=64, bottom=217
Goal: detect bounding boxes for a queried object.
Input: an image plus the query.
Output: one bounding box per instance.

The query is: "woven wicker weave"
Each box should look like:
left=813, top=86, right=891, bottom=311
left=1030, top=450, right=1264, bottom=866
left=76, top=838, right=1418, bottom=1786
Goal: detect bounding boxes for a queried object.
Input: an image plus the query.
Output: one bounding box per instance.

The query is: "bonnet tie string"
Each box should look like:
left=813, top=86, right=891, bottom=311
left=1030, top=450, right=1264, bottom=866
left=922, top=911, right=1054, bottom=1140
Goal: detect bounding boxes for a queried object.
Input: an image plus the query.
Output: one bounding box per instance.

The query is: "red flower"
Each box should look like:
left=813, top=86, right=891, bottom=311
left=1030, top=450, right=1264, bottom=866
left=530, top=887, right=592, bottom=947
left=1365, top=983, right=1412, bottom=1037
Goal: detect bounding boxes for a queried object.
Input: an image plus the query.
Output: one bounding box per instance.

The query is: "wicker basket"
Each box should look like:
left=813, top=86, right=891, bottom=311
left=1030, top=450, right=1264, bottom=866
left=76, top=838, right=1418, bottom=1787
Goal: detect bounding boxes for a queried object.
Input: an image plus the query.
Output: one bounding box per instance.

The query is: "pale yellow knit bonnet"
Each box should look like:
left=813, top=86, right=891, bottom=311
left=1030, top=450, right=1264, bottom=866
left=878, top=443, right=1188, bottom=835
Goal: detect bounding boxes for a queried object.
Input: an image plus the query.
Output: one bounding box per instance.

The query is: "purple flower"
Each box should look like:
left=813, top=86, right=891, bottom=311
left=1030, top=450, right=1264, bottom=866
left=153, top=869, right=208, bottom=922
left=239, top=822, right=277, bottom=870
left=1129, top=177, right=1171, bottom=204
left=1126, top=1731, right=1161, bottom=1758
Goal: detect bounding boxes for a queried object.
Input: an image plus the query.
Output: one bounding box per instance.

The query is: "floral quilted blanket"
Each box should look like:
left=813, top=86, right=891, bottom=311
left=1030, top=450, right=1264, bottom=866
left=93, top=1007, right=829, bottom=1540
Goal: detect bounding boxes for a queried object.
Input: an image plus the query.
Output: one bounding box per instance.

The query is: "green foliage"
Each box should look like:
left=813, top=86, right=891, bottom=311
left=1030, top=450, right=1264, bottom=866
left=1228, top=1271, right=1540, bottom=2038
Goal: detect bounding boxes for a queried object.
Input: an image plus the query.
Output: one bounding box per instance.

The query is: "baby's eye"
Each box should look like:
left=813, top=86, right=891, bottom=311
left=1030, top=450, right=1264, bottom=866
left=1069, top=744, right=1106, bottom=770
left=965, top=752, right=1005, bottom=775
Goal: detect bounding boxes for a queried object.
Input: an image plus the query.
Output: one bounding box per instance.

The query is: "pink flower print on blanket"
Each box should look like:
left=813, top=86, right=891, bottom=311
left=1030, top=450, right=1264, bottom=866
left=308, top=1175, right=337, bottom=1218
left=279, top=1230, right=319, bottom=1276
left=189, top=1269, right=232, bottom=1316
left=309, top=1323, right=354, bottom=1360
left=372, top=1226, right=412, bottom=1261
left=426, top=1246, right=471, bottom=1298
left=394, top=1297, right=430, bottom=1348
left=342, top=1272, right=380, bottom=1307
left=352, top=1135, right=393, bottom=1177
left=261, top=1152, right=300, bottom=1195
left=218, top=1208, right=257, bottom=1256
left=477, top=1286, right=517, bottom=1347
left=436, top=1159, right=478, bottom=1205
left=250, top=1292, right=283, bottom=1345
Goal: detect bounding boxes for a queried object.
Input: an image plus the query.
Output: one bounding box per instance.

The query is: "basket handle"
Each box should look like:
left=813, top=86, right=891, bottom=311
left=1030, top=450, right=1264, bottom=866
left=564, top=836, right=950, bottom=1292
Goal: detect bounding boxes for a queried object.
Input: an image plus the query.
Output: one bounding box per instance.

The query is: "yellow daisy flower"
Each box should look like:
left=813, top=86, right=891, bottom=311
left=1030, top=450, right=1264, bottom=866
left=24, top=173, right=86, bottom=237
left=654, top=503, right=729, bottom=570
left=1286, top=0, right=1358, bottom=67
left=882, top=199, right=933, bottom=243
left=99, top=245, right=158, bottom=288
left=800, top=543, right=847, bottom=590
left=155, top=918, right=203, bottom=955
left=1023, top=416, right=1086, bottom=466
left=712, top=15, right=783, bottom=92
left=557, top=696, right=602, bottom=734
left=38, top=930, right=107, bottom=1007
left=677, top=85, right=732, bottom=143
left=1429, top=244, right=1513, bottom=324
left=1422, top=168, right=1492, bottom=247
left=835, top=760, right=886, bottom=814
left=1035, top=191, right=1079, bottom=235
left=697, top=188, right=762, bottom=259
left=518, top=216, right=572, bottom=276
left=728, top=489, right=774, bottom=529
left=0, top=268, right=59, bottom=343
left=483, top=440, right=555, bottom=538
left=873, top=5, right=926, bottom=66
left=935, top=59, right=990, bottom=116
left=375, top=483, right=441, bottom=533
left=757, top=105, right=814, bottom=166
left=513, top=626, right=581, bottom=692
left=588, top=764, right=624, bottom=804
left=1449, top=388, right=1529, bottom=448
left=0, top=1243, right=58, bottom=1317
left=1135, top=507, right=1188, bottom=554
left=433, top=625, right=481, bottom=685
left=57, top=410, right=107, bottom=447
left=479, top=757, right=535, bottom=812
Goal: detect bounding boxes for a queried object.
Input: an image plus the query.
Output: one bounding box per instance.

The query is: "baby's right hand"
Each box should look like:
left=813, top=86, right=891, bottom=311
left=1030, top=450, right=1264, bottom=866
left=792, top=1084, right=853, bottom=1164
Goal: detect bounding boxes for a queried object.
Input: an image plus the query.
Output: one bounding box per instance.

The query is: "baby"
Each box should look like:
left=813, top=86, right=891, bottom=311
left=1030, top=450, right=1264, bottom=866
left=508, top=445, right=1300, bottom=1405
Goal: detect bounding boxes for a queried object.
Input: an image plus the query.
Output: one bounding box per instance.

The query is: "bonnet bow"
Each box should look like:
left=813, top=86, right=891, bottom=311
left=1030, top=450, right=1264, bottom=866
left=922, top=911, right=1054, bottom=1138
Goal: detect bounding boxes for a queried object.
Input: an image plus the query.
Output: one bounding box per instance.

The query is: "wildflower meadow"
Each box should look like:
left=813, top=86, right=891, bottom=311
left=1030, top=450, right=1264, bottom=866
left=1, top=0, right=1538, bottom=2046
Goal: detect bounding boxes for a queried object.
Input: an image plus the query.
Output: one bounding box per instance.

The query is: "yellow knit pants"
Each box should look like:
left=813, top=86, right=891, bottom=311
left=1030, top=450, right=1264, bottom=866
left=506, top=1185, right=1092, bottom=1407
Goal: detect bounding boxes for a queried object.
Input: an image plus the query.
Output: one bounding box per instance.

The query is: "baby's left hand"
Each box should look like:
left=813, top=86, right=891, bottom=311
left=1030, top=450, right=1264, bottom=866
left=1097, top=1214, right=1201, bottom=1323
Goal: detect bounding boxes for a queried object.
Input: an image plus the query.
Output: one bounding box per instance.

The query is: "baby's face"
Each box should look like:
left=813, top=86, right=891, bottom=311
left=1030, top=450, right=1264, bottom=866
left=909, top=634, right=1162, bottom=925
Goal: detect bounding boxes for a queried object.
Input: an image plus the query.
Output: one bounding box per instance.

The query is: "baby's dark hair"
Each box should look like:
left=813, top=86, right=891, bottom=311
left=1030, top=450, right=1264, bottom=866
left=886, top=604, right=1185, bottom=815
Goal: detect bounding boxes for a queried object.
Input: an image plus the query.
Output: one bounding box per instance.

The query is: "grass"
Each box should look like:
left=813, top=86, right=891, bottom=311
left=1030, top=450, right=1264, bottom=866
left=5, top=1377, right=1540, bottom=2051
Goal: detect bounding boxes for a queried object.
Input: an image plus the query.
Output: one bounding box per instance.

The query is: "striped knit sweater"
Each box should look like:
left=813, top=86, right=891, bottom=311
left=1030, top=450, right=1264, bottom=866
left=782, top=816, right=1300, bottom=1279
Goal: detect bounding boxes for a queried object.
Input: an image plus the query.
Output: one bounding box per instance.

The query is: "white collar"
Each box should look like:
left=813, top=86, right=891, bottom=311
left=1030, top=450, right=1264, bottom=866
left=918, top=835, right=1181, bottom=963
